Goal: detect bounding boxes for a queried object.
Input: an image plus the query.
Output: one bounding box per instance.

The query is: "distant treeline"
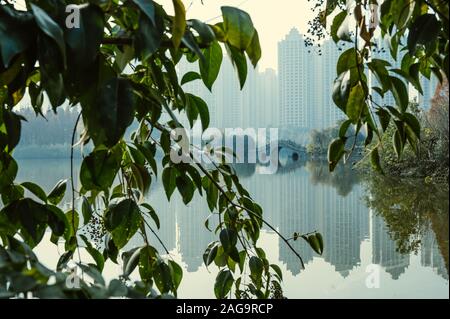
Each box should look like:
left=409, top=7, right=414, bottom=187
left=14, top=107, right=82, bottom=159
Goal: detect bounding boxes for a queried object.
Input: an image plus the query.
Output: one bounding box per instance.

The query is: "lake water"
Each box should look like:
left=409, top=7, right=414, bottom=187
left=15, top=158, right=449, bottom=299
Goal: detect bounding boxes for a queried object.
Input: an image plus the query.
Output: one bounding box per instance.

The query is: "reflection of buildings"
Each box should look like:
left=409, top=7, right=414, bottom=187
left=319, top=184, right=369, bottom=277
left=176, top=195, right=215, bottom=272
left=372, top=213, right=410, bottom=280
left=241, top=162, right=369, bottom=276
left=421, top=227, right=449, bottom=280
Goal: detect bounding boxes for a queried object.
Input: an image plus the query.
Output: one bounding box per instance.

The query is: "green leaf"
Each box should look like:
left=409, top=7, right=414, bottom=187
left=154, top=259, right=172, bottom=294
left=189, top=19, right=215, bottom=44
left=327, top=138, right=345, bottom=172
left=81, top=196, right=93, bottom=225
left=221, top=6, right=255, bottom=50
left=1, top=109, right=24, bottom=151
left=47, top=179, right=67, bottom=205
left=203, top=242, right=219, bottom=267
left=390, top=76, right=409, bottom=113
left=176, top=174, right=195, bottom=205
left=80, top=235, right=105, bottom=271
left=168, top=260, right=183, bottom=292
left=249, top=256, right=263, bottom=278
left=376, top=108, right=391, bottom=132
left=0, top=6, right=34, bottom=67
left=270, top=264, right=283, bottom=281
left=407, top=14, right=441, bottom=54
left=330, top=11, right=347, bottom=43
left=368, top=59, right=392, bottom=92
left=65, top=4, right=104, bottom=67
left=123, top=246, right=142, bottom=277
left=80, top=149, right=121, bottom=191
left=246, top=30, right=261, bottom=67
left=186, top=94, right=210, bottom=130
left=105, top=198, right=141, bottom=249
left=133, top=0, right=155, bottom=25
left=162, top=167, right=178, bottom=201
left=31, top=4, right=66, bottom=67
left=370, top=147, right=384, bottom=174
left=393, top=129, right=404, bottom=159
left=403, top=112, right=421, bottom=139
left=346, top=83, right=365, bottom=123
left=304, top=234, right=323, bottom=255
left=226, top=44, right=247, bottom=89
left=141, top=203, right=160, bottom=229
left=20, top=182, right=47, bottom=202
left=135, top=9, right=163, bottom=60
left=337, top=48, right=357, bottom=75
left=214, top=269, right=234, bottom=299
left=199, top=41, right=223, bottom=91
left=172, top=0, right=186, bottom=49
left=219, top=228, right=238, bottom=253
left=47, top=205, right=68, bottom=237
left=83, top=78, right=136, bottom=147
left=57, top=250, right=74, bottom=271
left=181, top=71, right=201, bottom=85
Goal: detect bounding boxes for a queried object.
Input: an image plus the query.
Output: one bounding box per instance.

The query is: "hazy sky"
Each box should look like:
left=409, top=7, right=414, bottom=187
left=160, top=0, right=317, bottom=70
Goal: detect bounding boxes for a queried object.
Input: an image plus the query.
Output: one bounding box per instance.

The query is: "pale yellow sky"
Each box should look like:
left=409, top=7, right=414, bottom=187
left=160, top=0, right=317, bottom=70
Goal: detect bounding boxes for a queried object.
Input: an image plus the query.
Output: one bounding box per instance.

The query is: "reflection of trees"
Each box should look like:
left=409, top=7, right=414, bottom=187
left=364, top=176, right=449, bottom=275
left=306, top=161, right=361, bottom=196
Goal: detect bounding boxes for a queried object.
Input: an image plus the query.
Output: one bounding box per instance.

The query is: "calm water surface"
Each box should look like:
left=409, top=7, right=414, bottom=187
left=16, top=158, right=449, bottom=299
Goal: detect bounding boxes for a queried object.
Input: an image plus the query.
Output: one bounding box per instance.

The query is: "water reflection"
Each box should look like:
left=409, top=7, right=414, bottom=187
left=14, top=157, right=449, bottom=297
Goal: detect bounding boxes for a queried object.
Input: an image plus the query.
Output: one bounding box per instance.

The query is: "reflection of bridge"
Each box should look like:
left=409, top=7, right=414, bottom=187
left=258, top=140, right=307, bottom=165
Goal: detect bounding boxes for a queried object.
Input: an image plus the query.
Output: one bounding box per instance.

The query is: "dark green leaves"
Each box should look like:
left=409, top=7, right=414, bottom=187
left=80, top=149, right=121, bottom=191
left=186, top=94, right=210, bottom=130
left=162, top=167, right=178, bottom=200
left=65, top=4, right=104, bottom=67
left=0, top=6, right=34, bottom=67
left=21, top=182, right=47, bottom=202
left=135, top=6, right=163, bottom=60
left=83, top=78, right=136, bottom=147
left=221, top=7, right=255, bottom=50
left=390, top=76, right=409, bottom=113
left=47, top=179, right=67, bottom=206
left=203, top=241, right=219, bottom=267
left=1, top=109, right=24, bottom=151
left=181, top=71, right=201, bottom=86
left=226, top=44, right=248, bottom=89
left=31, top=4, right=66, bottom=67
left=214, top=269, right=233, bottom=299
left=249, top=256, right=263, bottom=278
left=199, top=41, right=223, bottom=91
left=219, top=228, right=238, bottom=253
left=81, top=196, right=93, bottom=225
left=407, top=14, right=441, bottom=54
left=246, top=30, right=262, bottom=67
left=105, top=198, right=142, bottom=249
left=133, top=0, right=156, bottom=25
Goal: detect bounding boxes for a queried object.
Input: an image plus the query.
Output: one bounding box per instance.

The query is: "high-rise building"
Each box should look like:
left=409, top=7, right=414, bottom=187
left=278, top=28, right=346, bottom=130
left=419, top=75, right=439, bottom=110
left=278, top=28, right=310, bottom=128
